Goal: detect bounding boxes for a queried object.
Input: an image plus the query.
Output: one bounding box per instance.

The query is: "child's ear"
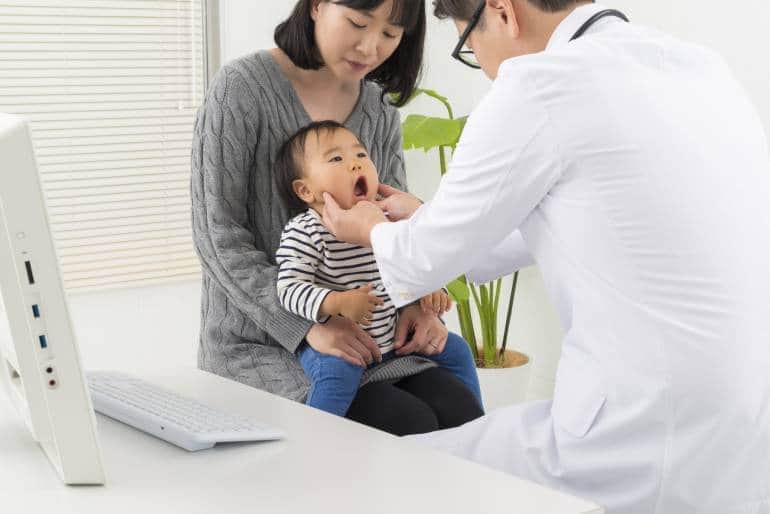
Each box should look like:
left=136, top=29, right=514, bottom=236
left=292, top=179, right=315, bottom=204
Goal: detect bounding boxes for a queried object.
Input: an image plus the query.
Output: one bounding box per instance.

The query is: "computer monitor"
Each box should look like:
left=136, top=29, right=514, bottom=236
left=0, top=113, right=105, bottom=485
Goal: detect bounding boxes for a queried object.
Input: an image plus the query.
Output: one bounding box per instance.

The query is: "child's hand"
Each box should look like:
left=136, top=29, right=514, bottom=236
left=336, top=284, right=384, bottom=325
left=420, top=290, right=452, bottom=316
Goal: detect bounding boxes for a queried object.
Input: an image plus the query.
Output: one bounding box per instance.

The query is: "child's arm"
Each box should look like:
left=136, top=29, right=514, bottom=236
left=276, top=222, right=383, bottom=324
left=276, top=222, right=334, bottom=322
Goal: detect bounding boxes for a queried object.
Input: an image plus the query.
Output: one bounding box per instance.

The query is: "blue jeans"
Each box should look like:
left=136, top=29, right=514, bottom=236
left=298, top=331, right=482, bottom=417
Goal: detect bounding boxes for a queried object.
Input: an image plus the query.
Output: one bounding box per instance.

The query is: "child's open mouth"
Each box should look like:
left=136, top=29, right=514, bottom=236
left=353, top=176, right=368, bottom=200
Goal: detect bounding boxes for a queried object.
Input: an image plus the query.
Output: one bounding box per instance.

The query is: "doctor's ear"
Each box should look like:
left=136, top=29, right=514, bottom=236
left=486, top=0, right=520, bottom=38
left=292, top=179, right=315, bottom=204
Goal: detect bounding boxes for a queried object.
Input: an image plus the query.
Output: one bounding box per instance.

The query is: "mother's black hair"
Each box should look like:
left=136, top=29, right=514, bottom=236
left=274, top=0, right=425, bottom=107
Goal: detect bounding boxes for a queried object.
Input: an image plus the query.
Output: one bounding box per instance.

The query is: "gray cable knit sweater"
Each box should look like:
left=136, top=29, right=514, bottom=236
left=190, top=51, right=435, bottom=402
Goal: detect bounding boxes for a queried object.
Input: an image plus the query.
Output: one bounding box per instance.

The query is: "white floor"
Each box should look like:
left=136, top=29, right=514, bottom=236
left=68, top=267, right=563, bottom=401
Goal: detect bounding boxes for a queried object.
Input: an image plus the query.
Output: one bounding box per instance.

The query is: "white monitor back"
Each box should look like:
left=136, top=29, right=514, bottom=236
left=0, top=113, right=105, bottom=485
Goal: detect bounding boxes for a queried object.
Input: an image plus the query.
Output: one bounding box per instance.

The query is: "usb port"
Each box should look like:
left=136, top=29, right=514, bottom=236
left=38, top=335, right=48, bottom=349
left=24, top=261, right=35, bottom=285
left=32, top=304, right=40, bottom=318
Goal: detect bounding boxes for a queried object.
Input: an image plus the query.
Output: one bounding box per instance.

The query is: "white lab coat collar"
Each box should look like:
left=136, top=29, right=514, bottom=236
left=545, top=3, right=613, bottom=51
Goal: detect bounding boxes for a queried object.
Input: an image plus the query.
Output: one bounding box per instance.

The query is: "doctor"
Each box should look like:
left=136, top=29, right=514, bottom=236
left=322, top=0, right=770, bottom=513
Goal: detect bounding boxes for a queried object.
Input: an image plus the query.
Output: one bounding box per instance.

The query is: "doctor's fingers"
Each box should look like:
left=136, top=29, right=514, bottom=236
left=374, top=197, right=391, bottom=213
left=377, top=183, right=404, bottom=198
left=374, top=195, right=421, bottom=222
left=323, top=191, right=341, bottom=210
left=321, top=193, right=342, bottom=233
left=374, top=196, right=398, bottom=218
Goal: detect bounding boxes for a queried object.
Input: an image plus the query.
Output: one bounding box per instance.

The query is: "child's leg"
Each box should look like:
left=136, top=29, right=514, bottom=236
left=298, top=344, right=365, bottom=416
left=424, top=332, right=484, bottom=409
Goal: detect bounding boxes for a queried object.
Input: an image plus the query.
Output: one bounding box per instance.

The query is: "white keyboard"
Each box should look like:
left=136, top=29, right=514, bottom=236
left=87, top=372, right=285, bottom=451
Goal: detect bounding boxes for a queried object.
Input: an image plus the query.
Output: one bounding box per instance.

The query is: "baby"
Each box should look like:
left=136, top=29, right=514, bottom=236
left=274, top=120, right=480, bottom=417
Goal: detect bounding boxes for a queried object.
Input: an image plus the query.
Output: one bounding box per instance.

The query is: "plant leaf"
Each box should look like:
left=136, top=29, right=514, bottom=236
left=414, top=88, right=450, bottom=106
left=446, top=278, right=470, bottom=302
left=455, top=116, right=469, bottom=135
left=401, top=88, right=450, bottom=108
left=402, top=115, right=466, bottom=152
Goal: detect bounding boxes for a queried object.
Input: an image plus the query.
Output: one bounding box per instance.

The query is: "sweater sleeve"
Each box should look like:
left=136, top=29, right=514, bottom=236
left=276, top=221, right=334, bottom=323
left=191, top=67, right=313, bottom=353
left=380, top=105, right=409, bottom=193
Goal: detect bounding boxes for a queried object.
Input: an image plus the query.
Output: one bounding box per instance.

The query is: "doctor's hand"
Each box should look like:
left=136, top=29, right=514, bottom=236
left=322, top=192, right=387, bottom=248
left=394, top=304, right=448, bottom=357
left=375, top=184, right=423, bottom=222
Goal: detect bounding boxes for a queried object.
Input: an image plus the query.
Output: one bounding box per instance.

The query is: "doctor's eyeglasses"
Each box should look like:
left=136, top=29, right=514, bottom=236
left=451, top=0, right=486, bottom=69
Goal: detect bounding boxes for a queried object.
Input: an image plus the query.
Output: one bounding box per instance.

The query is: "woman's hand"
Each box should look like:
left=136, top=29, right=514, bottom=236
left=375, top=184, right=423, bottom=222
left=322, top=192, right=387, bottom=248
left=305, top=316, right=382, bottom=367
left=394, top=303, right=449, bottom=357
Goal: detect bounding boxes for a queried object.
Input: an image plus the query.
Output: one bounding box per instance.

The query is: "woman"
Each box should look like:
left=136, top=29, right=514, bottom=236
left=190, top=0, right=483, bottom=435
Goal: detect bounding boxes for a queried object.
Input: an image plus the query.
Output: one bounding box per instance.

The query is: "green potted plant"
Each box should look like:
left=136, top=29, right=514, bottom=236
left=400, top=89, right=530, bottom=409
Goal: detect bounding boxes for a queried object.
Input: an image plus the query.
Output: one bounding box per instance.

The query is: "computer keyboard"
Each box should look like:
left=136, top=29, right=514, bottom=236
left=87, top=372, right=285, bottom=451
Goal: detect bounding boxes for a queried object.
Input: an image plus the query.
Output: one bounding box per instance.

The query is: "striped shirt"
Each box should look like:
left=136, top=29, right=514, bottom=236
left=276, top=209, right=397, bottom=352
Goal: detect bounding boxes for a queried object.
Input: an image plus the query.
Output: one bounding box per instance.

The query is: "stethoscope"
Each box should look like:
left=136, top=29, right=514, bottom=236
left=569, top=9, right=629, bottom=42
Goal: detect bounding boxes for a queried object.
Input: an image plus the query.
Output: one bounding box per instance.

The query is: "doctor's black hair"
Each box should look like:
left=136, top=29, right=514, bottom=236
left=274, top=0, right=426, bottom=107
left=274, top=120, right=354, bottom=217
left=433, top=0, right=594, bottom=19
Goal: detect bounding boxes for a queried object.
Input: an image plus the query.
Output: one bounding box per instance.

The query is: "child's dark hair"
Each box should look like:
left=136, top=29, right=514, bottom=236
left=275, top=120, right=350, bottom=217
left=274, top=0, right=425, bottom=107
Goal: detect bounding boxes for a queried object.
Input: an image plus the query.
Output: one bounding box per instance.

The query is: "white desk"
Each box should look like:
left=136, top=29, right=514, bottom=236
left=0, top=368, right=603, bottom=514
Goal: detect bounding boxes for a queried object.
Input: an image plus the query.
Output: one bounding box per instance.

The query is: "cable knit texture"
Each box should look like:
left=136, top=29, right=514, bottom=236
left=190, top=51, right=436, bottom=402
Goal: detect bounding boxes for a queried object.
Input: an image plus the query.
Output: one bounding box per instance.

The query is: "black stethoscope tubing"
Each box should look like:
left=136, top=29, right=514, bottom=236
left=570, top=9, right=630, bottom=42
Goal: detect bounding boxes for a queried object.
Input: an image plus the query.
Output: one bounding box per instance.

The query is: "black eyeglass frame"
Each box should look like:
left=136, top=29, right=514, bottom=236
left=451, top=0, right=486, bottom=69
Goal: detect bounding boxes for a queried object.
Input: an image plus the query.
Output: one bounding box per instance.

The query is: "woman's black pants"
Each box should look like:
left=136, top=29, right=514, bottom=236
left=344, top=367, right=484, bottom=436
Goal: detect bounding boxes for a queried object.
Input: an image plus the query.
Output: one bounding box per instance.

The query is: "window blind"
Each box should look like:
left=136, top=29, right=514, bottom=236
left=0, top=0, right=208, bottom=291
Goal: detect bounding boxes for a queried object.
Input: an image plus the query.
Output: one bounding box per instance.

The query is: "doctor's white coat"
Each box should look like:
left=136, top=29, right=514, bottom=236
left=371, top=5, right=770, bottom=513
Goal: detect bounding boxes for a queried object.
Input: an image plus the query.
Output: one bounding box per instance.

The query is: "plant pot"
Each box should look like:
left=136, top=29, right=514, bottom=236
left=476, top=350, right=531, bottom=412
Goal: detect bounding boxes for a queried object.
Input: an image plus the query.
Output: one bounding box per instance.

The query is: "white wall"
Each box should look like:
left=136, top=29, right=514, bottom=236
left=613, top=0, right=770, bottom=149
left=69, top=281, right=201, bottom=373
left=71, top=1, right=770, bottom=402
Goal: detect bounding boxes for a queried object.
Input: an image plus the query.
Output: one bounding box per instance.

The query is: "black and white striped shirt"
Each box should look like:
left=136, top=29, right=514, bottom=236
left=276, top=209, right=397, bottom=352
